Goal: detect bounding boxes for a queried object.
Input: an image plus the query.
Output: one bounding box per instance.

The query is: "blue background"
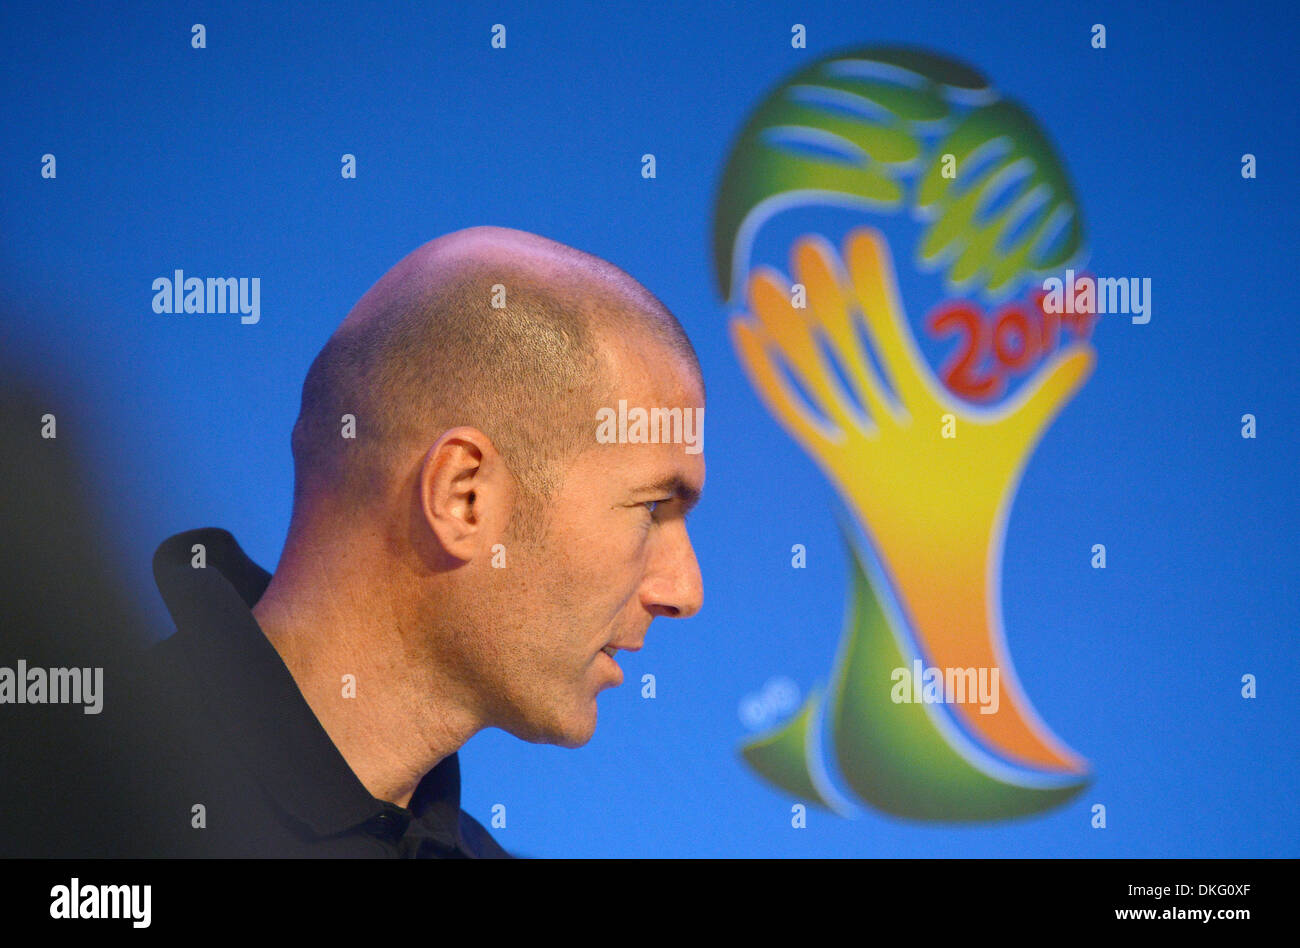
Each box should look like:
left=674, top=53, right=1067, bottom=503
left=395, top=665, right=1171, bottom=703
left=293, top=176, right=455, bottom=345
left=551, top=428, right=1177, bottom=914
left=2, top=0, right=1295, bottom=856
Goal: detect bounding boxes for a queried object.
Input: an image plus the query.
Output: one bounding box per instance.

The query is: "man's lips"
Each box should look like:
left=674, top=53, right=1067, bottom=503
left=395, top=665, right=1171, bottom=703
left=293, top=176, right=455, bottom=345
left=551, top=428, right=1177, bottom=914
left=598, top=648, right=624, bottom=687
left=601, top=639, right=644, bottom=659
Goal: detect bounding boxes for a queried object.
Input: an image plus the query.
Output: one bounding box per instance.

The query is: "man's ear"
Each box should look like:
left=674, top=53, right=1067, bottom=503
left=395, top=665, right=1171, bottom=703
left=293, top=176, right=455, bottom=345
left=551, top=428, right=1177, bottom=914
left=418, top=426, right=511, bottom=561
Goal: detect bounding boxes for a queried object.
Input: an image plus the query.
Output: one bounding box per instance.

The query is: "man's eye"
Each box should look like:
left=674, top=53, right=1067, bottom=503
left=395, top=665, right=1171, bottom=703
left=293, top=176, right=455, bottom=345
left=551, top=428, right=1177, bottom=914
left=644, top=499, right=668, bottom=515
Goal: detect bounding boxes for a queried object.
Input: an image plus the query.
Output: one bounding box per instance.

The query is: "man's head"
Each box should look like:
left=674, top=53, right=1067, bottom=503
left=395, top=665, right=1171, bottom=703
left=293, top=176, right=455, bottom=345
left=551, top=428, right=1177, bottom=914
left=283, top=226, right=705, bottom=748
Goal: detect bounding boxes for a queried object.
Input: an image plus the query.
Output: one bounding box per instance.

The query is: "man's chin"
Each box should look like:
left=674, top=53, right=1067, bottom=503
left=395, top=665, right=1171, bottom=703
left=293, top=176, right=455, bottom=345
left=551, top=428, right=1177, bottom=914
left=552, top=712, right=597, bottom=749
left=504, top=707, right=597, bottom=748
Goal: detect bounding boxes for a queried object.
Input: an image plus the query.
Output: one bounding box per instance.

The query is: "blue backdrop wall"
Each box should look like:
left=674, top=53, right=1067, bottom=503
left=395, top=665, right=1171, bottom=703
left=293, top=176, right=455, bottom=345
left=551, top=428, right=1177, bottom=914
left=2, top=0, right=1295, bottom=856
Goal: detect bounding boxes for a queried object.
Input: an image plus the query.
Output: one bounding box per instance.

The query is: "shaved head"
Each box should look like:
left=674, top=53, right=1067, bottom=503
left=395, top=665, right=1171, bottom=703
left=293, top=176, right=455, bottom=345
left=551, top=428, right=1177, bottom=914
left=252, top=226, right=707, bottom=781
left=288, top=226, right=701, bottom=540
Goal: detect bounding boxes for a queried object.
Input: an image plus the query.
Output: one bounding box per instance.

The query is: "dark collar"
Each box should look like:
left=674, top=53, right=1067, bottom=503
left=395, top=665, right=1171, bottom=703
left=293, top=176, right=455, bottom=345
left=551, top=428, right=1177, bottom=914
left=151, top=527, right=464, bottom=850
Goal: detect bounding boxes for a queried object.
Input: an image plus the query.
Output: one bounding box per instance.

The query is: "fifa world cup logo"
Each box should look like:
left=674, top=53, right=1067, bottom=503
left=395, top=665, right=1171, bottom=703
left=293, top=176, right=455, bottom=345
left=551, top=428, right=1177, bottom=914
left=714, top=47, right=1096, bottom=820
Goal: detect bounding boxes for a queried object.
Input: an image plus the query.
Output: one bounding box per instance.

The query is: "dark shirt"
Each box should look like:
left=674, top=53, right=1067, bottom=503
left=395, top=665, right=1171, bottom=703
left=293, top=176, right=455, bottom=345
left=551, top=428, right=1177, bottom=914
left=108, top=527, right=509, bottom=858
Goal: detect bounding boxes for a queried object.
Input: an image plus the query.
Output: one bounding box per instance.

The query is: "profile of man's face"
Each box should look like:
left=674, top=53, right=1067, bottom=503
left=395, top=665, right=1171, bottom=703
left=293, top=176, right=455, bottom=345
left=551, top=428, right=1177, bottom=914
left=484, top=335, right=705, bottom=748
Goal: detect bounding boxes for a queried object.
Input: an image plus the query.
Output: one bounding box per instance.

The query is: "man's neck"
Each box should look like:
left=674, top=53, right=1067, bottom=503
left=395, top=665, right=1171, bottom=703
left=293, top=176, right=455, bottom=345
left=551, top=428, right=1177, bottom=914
left=251, top=557, right=481, bottom=809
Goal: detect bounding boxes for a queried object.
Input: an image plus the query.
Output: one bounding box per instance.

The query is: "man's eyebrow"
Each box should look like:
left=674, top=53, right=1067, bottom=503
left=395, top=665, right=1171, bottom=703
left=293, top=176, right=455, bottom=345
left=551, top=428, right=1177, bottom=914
left=633, top=475, right=702, bottom=513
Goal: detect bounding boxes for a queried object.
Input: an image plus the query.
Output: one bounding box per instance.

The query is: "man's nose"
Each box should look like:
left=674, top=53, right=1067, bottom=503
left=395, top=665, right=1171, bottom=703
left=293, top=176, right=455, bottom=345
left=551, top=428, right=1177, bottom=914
left=643, top=522, right=703, bottom=619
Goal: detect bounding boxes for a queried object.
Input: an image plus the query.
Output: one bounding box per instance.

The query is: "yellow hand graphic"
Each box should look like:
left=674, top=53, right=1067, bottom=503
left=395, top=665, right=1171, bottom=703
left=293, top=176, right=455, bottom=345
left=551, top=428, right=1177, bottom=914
left=731, top=227, right=1094, bottom=773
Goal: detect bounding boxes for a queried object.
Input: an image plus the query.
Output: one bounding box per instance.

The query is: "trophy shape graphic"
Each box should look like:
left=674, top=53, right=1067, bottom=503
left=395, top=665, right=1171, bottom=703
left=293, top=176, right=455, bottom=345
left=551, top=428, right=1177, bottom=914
left=714, top=47, right=1096, bottom=820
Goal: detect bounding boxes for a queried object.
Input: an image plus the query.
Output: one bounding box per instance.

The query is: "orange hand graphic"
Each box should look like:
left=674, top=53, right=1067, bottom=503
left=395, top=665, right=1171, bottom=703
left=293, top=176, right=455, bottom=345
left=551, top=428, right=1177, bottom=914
left=731, top=227, right=1094, bottom=773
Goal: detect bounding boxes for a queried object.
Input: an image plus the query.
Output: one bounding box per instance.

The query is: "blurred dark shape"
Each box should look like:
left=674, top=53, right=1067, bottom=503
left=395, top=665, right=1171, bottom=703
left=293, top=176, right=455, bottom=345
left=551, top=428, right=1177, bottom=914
left=0, top=305, right=154, bottom=857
